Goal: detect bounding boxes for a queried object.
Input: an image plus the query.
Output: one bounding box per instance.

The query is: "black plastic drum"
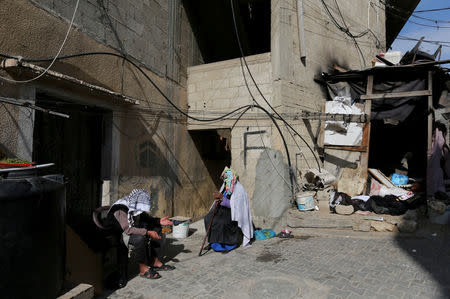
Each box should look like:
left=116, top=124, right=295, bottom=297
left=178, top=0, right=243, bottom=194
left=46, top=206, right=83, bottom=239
left=0, top=173, right=65, bottom=299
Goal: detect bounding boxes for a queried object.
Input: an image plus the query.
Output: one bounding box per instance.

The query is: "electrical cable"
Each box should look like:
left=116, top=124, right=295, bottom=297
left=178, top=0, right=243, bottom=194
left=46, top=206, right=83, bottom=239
left=375, top=1, right=450, bottom=29
left=0, top=0, right=80, bottom=83
left=236, top=56, right=295, bottom=192
left=303, top=0, right=383, bottom=48
left=230, top=0, right=321, bottom=173
left=396, top=36, right=450, bottom=48
left=411, top=14, right=450, bottom=24
left=320, top=0, right=367, bottom=66
left=0, top=51, right=253, bottom=122
left=415, top=7, right=450, bottom=13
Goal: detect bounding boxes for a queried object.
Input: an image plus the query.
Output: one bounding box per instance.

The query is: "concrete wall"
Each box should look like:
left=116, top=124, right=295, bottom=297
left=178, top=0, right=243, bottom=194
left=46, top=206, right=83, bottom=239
left=187, top=53, right=293, bottom=217
left=28, top=0, right=203, bottom=84
left=186, top=0, right=386, bottom=218
left=271, top=0, right=385, bottom=170
left=0, top=0, right=213, bottom=220
left=187, top=52, right=273, bottom=126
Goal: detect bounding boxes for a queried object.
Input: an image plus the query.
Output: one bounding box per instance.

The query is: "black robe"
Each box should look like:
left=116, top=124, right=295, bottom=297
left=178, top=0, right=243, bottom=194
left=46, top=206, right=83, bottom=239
left=204, top=202, right=242, bottom=245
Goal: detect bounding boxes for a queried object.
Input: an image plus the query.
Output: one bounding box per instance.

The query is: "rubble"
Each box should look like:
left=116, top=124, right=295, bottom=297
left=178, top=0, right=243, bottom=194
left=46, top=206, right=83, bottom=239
left=371, top=221, right=395, bottom=232
left=397, top=220, right=417, bottom=233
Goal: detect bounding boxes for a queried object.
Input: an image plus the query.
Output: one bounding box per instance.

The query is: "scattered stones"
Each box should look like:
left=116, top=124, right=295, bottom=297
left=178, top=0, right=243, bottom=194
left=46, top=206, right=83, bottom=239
left=397, top=220, right=417, bottom=233
left=337, top=167, right=366, bottom=196
left=316, top=186, right=334, bottom=201
left=352, top=220, right=371, bottom=232
left=387, top=218, right=398, bottom=225
left=402, top=209, right=418, bottom=221
left=428, top=200, right=446, bottom=214
left=371, top=221, right=395, bottom=232
left=335, top=205, right=354, bottom=215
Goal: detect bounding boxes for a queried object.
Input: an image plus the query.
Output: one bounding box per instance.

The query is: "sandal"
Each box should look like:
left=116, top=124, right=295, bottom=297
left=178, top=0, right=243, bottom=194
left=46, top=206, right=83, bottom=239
left=139, top=268, right=161, bottom=279
left=153, top=264, right=176, bottom=271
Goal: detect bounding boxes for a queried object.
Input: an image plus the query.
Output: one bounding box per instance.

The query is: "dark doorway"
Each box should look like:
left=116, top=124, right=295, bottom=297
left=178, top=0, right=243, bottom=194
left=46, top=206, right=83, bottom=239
left=33, top=94, right=104, bottom=236
left=190, top=129, right=231, bottom=188
left=368, top=101, right=428, bottom=179
left=183, top=0, right=271, bottom=63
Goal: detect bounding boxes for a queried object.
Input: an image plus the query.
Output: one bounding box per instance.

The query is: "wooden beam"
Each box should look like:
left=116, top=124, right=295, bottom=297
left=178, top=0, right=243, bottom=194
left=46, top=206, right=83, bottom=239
left=324, top=145, right=367, bottom=152
left=360, top=89, right=432, bottom=100
left=360, top=75, right=373, bottom=184
left=427, top=70, right=434, bottom=155
left=298, top=112, right=368, bottom=122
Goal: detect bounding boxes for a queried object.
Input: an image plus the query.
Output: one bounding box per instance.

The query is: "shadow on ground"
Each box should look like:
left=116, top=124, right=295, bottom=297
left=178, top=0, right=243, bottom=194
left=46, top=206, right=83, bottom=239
left=99, top=234, right=192, bottom=298
left=395, top=220, right=450, bottom=297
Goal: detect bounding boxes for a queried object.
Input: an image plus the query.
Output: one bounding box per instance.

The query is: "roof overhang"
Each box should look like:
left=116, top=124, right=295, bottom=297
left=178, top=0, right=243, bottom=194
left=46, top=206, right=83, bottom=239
left=0, top=58, right=140, bottom=106
left=385, top=0, right=421, bottom=48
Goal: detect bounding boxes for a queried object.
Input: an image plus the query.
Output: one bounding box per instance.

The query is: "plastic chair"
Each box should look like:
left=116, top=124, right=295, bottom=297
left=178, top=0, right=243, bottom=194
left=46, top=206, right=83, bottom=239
left=92, top=206, right=128, bottom=288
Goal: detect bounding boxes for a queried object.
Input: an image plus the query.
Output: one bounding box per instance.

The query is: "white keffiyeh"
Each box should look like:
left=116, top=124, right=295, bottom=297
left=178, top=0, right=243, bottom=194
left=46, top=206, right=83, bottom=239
left=110, top=189, right=151, bottom=226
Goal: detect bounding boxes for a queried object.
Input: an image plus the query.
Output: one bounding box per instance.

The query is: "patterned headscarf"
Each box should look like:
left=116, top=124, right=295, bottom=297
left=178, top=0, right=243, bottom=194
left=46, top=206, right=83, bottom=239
left=221, top=166, right=237, bottom=196
left=111, top=189, right=151, bottom=225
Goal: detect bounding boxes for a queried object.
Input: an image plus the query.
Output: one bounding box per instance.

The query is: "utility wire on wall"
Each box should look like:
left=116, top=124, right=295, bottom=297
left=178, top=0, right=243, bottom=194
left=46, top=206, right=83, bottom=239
left=375, top=1, right=450, bottom=29
left=0, top=51, right=253, bottom=123
left=229, top=0, right=321, bottom=174
left=0, top=0, right=80, bottom=83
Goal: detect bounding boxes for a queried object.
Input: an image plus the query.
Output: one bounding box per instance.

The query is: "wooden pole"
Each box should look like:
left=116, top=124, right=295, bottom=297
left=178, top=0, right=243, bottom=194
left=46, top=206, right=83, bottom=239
left=360, top=75, right=373, bottom=187
left=198, top=201, right=220, bottom=256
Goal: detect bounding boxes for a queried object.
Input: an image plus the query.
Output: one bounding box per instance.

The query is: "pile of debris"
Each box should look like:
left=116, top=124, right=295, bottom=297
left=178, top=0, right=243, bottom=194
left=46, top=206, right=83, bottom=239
left=290, top=167, right=426, bottom=233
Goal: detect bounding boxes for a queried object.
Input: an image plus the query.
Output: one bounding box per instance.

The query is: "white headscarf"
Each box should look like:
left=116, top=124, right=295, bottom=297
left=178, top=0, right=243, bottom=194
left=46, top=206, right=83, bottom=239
left=111, top=189, right=151, bottom=225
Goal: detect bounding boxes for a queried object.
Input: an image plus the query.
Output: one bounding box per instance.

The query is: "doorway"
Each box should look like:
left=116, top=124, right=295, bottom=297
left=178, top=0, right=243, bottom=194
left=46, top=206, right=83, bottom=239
left=368, top=101, right=428, bottom=179
left=190, top=129, right=231, bottom=188
left=33, top=94, right=104, bottom=236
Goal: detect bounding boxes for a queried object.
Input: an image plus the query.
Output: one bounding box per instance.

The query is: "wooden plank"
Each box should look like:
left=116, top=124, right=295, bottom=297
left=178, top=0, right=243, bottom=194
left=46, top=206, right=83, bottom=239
left=360, top=74, right=373, bottom=176
left=360, top=89, right=432, bottom=100
left=298, top=112, right=367, bottom=122
left=368, top=168, right=395, bottom=188
left=358, top=75, right=374, bottom=193
left=57, top=284, right=94, bottom=299
left=427, top=71, right=433, bottom=154
left=324, top=145, right=367, bottom=152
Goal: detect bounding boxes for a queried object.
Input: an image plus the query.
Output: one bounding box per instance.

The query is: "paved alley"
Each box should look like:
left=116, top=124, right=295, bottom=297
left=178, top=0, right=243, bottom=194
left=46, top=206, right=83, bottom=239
left=107, top=221, right=450, bottom=299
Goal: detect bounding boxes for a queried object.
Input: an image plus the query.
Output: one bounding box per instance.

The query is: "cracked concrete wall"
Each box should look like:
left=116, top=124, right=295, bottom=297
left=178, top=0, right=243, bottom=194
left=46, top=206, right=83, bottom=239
left=0, top=0, right=213, bottom=220
left=185, top=0, right=385, bottom=217
left=271, top=0, right=386, bottom=175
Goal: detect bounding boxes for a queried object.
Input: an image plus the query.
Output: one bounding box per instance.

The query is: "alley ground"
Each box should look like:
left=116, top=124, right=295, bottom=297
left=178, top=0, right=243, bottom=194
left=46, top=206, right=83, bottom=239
left=106, top=220, right=450, bottom=299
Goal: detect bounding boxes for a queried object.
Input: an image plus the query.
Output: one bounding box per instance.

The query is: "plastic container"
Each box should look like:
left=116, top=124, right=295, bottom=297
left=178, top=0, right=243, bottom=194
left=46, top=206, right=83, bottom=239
left=296, top=192, right=315, bottom=211
left=0, top=162, right=35, bottom=169
left=171, top=216, right=191, bottom=238
left=0, top=173, right=66, bottom=298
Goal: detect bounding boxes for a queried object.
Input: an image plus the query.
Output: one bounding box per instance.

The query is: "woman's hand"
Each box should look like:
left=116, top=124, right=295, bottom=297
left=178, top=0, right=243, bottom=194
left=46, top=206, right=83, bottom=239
left=160, top=216, right=173, bottom=226
left=147, top=230, right=162, bottom=240
left=213, top=191, right=222, bottom=203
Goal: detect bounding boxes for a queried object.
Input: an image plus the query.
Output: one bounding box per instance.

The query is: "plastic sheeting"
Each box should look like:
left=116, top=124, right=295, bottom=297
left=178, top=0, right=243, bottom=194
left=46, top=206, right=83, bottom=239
left=324, top=96, right=364, bottom=146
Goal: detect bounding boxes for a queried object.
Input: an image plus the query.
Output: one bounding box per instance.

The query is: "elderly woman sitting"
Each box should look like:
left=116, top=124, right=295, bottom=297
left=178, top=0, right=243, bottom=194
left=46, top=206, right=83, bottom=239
left=204, top=167, right=253, bottom=252
left=107, top=189, right=175, bottom=284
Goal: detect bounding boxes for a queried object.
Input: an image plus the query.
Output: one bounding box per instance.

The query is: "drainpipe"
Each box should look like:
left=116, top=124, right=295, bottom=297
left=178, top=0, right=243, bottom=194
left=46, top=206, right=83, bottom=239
left=296, top=0, right=306, bottom=63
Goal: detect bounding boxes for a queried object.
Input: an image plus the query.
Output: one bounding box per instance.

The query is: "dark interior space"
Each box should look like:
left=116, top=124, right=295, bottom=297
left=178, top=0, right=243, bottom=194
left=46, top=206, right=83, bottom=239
left=189, top=129, right=231, bottom=188
left=182, top=0, right=270, bottom=63
left=368, top=99, right=428, bottom=179
left=33, top=93, right=104, bottom=242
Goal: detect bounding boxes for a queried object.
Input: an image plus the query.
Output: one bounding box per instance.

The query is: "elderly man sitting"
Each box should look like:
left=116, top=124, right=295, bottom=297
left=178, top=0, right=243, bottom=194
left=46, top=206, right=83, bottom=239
left=107, top=189, right=175, bottom=285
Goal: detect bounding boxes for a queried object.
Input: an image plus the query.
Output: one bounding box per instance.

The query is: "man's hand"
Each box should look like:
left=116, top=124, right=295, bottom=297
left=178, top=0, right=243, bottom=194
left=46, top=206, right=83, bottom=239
left=160, top=216, right=173, bottom=226
left=147, top=230, right=162, bottom=240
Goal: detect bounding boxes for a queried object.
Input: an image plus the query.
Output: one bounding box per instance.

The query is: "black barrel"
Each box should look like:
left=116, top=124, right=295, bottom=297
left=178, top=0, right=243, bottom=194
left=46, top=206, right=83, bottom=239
left=0, top=174, right=65, bottom=299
